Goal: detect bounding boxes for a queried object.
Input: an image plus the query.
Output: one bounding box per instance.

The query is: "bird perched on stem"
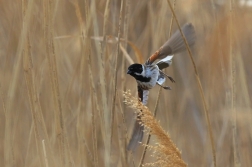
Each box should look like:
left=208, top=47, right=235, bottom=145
left=127, top=23, right=196, bottom=151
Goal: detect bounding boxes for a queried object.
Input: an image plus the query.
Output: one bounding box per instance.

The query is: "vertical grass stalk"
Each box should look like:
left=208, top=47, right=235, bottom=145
left=166, top=0, right=216, bottom=166
left=229, top=1, right=241, bottom=166
left=139, top=1, right=176, bottom=166
left=110, top=0, right=124, bottom=161
left=4, top=0, right=34, bottom=166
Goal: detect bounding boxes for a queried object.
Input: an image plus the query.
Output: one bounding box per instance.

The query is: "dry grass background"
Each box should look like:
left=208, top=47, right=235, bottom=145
left=1, top=0, right=252, bottom=166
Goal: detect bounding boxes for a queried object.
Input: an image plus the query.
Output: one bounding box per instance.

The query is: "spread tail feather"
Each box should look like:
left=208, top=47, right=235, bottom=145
left=146, top=23, right=196, bottom=64
left=127, top=119, right=144, bottom=152
left=127, top=87, right=147, bottom=151
left=159, top=23, right=196, bottom=58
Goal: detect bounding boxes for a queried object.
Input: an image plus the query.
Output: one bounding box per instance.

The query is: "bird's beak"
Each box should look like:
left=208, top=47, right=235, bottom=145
left=127, top=70, right=131, bottom=74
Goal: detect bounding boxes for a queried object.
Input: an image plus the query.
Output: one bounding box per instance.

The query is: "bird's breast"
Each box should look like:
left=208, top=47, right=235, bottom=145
left=138, top=65, right=159, bottom=89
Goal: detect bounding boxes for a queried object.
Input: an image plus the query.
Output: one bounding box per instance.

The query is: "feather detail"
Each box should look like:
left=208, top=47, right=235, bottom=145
left=146, top=23, right=196, bottom=64
left=127, top=87, right=149, bottom=152
left=159, top=23, right=196, bottom=59
left=156, top=55, right=173, bottom=70
left=157, top=73, right=166, bottom=85
left=127, top=118, right=144, bottom=151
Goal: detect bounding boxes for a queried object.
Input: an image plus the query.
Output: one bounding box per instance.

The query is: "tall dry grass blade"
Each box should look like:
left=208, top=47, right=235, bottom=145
left=110, top=0, right=124, bottom=162
left=117, top=93, right=131, bottom=166
left=124, top=91, right=187, bottom=167
left=0, top=87, right=6, bottom=118
left=229, top=2, right=241, bottom=167
left=115, top=98, right=126, bottom=167
left=139, top=2, right=176, bottom=165
left=24, top=122, right=34, bottom=166
left=121, top=4, right=131, bottom=161
left=4, top=0, right=34, bottom=166
left=100, top=0, right=111, bottom=148
left=23, top=37, right=44, bottom=167
left=44, top=0, right=57, bottom=148
left=90, top=84, right=98, bottom=167
left=50, top=32, right=68, bottom=166
left=83, top=0, right=102, bottom=166
left=120, top=44, right=134, bottom=64
left=87, top=35, right=143, bottom=64
left=24, top=31, right=53, bottom=167
left=44, top=0, right=67, bottom=165
left=74, top=0, right=105, bottom=134
left=42, top=140, right=49, bottom=167
left=83, top=137, right=95, bottom=167
left=37, top=94, right=56, bottom=166
left=166, top=0, right=216, bottom=166
left=86, top=26, right=99, bottom=167
left=169, top=0, right=176, bottom=38
left=121, top=0, right=130, bottom=101
left=87, top=0, right=112, bottom=166
left=127, top=41, right=144, bottom=64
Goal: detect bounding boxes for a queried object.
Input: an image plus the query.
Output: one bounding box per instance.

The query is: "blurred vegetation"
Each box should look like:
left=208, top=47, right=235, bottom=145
left=0, top=0, right=252, bottom=166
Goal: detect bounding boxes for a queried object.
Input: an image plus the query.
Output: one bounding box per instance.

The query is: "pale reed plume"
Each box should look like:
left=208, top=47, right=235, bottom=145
left=123, top=90, right=187, bottom=167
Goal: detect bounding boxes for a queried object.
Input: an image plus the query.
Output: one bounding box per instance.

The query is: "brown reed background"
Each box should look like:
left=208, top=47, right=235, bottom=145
left=1, top=0, right=252, bottom=166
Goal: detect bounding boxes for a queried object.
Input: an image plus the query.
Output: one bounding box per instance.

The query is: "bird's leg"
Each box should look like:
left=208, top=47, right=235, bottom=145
left=159, top=70, right=175, bottom=83
left=157, top=83, right=171, bottom=90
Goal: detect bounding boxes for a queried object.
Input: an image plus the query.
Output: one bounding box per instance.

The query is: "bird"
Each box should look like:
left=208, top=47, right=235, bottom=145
left=126, top=23, right=196, bottom=151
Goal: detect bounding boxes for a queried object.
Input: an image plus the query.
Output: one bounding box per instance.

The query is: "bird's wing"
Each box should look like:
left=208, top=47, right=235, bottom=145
left=127, top=86, right=149, bottom=151
left=156, top=55, right=173, bottom=70
left=157, top=72, right=166, bottom=85
left=145, top=23, right=196, bottom=65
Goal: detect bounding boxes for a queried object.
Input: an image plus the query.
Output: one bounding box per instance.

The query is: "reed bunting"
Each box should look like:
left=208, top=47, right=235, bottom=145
left=127, top=23, right=196, bottom=151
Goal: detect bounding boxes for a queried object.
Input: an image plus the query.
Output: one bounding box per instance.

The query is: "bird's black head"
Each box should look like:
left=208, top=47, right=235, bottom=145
left=127, top=64, right=143, bottom=77
left=127, top=63, right=151, bottom=83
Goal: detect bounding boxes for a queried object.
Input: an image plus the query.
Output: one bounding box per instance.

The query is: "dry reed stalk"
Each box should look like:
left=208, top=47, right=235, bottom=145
left=74, top=0, right=100, bottom=165
left=127, top=40, right=144, bottom=64
left=61, top=0, right=84, bottom=130
left=25, top=46, right=55, bottom=166
left=44, top=0, right=67, bottom=165
left=82, top=1, right=100, bottom=166
left=42, top=140, right=49, bottom=167
left=139, top=1, right=176, bottom=166
left=121, top=0, right=129, bottom=142
left=37, top=94, right=56, bottom=166
left=50, top=34, right=68, bottom=165
left=85, top=27, right=99, bottom=167
left=229, top=2, right=241, bottom=166
left=120, top=44, right=134, bottom=64
left=121, top=0, right=130, bottom=82
left=0, top=87, right=6, bottom=119
left=114, top=97, right=127, bottom=167
left=4, top=1, right=35, bottom=166
left=124, top=90, right=187, bottom=167
left=76, top=101, right=85, bottom=166
left=100, top=0, right=112, bottom=166
left=24, top=122, right=34, bottom=166
left=43, top=0, right=56, bottom=142
left=117, top=93, right=131, bottom=167
left=83, top=137, right=95, bottom=167
left=23, top=35, right=47, bottom=167
left=166, top=0, right=216, bottom=166
left=121, top=0, right=130, bottom=108
left=110, top=0, right=124, bottom=161
left=67, top=0, right=84, bottom=166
